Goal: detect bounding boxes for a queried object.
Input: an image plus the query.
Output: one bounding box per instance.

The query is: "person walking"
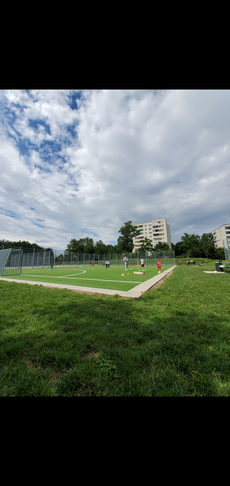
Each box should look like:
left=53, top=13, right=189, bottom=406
left=123, top=255, right=129, bottom=271
left=50, top=262, right=54, bottom=270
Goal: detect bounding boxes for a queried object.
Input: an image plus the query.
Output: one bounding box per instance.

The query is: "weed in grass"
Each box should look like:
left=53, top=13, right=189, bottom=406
left=98, top=357, right=120, bottom=378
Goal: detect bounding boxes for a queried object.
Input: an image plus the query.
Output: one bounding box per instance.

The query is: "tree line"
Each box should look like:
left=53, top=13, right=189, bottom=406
left=64, top=223, right=225, bottom=259
left=1, top=223, right=225, bottom=259
left=0, top=240, right=53, bottom=254
left=172, top=233, right=225, bottom=259
left=64, top=221, right=171, bottom=255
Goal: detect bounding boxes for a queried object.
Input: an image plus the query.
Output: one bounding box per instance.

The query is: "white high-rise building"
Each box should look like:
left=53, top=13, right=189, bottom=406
left=133, top=218, right=171, bottom=251
left=212, top=224, right=230, bottom=250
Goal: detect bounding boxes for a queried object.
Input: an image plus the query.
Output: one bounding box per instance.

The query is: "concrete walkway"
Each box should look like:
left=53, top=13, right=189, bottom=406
left=1, top=265, right=177, bottom=299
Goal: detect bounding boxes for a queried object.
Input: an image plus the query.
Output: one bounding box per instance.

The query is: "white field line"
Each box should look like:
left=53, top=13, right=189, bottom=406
left=57, top=272, right=86, bottom=277
left=22, top=271, right=86, bottom=278
left=13, top=273, right=142, bottom=284
left=57, top=277, right=141, bottom=283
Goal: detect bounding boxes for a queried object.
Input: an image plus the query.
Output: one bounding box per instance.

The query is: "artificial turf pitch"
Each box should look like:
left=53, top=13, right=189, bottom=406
left=0, top=265, right=174, bottom=292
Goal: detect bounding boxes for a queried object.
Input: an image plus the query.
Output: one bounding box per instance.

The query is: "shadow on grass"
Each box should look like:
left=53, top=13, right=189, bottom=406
left=0, top=281, right=230, bottom=396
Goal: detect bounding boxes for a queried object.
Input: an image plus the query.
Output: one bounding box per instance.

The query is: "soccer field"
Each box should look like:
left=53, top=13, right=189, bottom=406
left=0, top=264, right=174, bottom=292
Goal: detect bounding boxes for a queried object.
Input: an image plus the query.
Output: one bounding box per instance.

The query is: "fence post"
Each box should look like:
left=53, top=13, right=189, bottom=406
left=32, top=248, right=35, bottom=268
left=19, top=249, right=22, bottom=274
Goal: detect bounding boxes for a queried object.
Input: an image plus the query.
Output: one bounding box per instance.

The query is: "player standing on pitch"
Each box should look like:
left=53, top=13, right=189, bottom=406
left=157, top=258, right=161, bottom=273
left=140, top=256, right=144, bottom=271
left=123, top=255, right=128, bottom=271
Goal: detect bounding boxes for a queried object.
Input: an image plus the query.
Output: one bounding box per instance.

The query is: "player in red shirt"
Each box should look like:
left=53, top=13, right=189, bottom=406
left=157, top=258, right=161, bottom=273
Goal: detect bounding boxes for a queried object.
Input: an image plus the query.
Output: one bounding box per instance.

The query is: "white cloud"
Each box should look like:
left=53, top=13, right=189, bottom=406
left=0, top=89, right=230, bottom=249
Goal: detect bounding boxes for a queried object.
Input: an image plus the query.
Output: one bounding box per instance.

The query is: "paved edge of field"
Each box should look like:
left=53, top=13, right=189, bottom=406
left=0, top=266, right=177, bottom=298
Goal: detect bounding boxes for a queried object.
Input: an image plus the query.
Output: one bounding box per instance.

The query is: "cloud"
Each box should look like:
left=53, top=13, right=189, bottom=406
left=0, top=89, right=230, bottom=249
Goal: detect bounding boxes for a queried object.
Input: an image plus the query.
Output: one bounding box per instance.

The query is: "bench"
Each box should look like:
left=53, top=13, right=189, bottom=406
left=219, top=262, right=230, bottom=273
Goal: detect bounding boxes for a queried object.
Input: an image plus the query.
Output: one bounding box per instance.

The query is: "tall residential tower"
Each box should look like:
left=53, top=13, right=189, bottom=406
left=133, top=218, right=171, bottom=251
left=212, top=224, right=230, bottom=250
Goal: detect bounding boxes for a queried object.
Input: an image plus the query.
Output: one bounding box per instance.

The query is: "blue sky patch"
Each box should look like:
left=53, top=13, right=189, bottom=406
left=0, top=208, right=19, bottom=219
left=66, top=122, right=78, bottom=138
left=81, top=229, right=99, bottom=238
left=68, top=91, right=82, bottom=110
left=28, top=118, right=51, bottom=135
left=33, top=222, right=44, bottom=228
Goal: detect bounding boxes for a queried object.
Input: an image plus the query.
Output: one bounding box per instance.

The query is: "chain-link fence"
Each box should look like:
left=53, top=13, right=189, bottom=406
left=0, top=249, right=22, bottom=276
left=12, top=249, right=175, bottom=268
left=224, top=248, right=230, bottom=260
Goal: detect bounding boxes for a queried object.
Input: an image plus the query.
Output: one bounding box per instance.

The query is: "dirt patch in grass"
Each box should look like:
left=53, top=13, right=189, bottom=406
left=148, top=268, right=174, bottom=291
left=84, top=351, right=100, bottom=359
left=26, top=357, right=36, bottom=369
left=50, top=371, right=62, bottom=384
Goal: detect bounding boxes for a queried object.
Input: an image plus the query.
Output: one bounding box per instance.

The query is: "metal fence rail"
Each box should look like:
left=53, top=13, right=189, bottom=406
left=9, top=249, right=175, bottom=268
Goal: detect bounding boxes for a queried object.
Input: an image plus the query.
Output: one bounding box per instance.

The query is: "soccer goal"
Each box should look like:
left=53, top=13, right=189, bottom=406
left=0, top=248, right=23, bottom=277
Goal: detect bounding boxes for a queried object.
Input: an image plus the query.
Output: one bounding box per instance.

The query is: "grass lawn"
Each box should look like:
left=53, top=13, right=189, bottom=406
left=0, top=261, right=230, bottom=396
left=0, top=264, right=173, bottom=291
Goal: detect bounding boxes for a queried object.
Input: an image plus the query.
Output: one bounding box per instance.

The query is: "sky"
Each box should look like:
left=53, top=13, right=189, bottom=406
left=0, top=89, right=230, bottom=251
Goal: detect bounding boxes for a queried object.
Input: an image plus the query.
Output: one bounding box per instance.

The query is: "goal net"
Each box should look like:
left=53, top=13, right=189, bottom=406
left=0, top=249, right=23, bottom=277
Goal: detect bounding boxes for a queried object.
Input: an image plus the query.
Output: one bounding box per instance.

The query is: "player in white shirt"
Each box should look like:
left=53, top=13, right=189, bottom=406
left=123, top=255, right=128, bottom=271
left=140, top=257, right=144, bottom=271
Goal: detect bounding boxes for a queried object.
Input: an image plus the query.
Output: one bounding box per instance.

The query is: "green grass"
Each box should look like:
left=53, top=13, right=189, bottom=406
left=0, top=261, right=230, bottom=396
left=0, top=264, right=173, bottom=292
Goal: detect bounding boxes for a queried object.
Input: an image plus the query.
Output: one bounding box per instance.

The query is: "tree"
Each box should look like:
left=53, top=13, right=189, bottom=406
left=174, top=241, right=185, bottom=256
left=153, top=241, right=170, bottom=252
left=174, top=232, right=224, bottom=259
left=0, top=239, right=44, bottom=251
left=65, top=237, right=94, bottom=254
left=138, top=237, right=154, bottom=254
left=199, top=233, right=215, bottom=258
left=181, top=233, right=200, bottom=257
left=94, top=240, right=107, bottom=255
left=215, top=247, right=225, bottom=260
left=117, top=221, right=141, bottom=253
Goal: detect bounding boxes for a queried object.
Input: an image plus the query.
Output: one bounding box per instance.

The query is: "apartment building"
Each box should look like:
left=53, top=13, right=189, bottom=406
left=212, top=224, right=230, bottom=250
left=133, top=218, right=171, bottom=251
